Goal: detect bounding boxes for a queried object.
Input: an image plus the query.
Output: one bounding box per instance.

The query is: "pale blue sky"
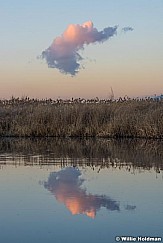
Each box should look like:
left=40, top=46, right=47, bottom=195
left=0, top=0, right=163, bottom=98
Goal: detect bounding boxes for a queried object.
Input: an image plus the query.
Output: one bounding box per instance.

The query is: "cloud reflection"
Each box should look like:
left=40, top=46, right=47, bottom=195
left=44, top=167, right=120, bottom=218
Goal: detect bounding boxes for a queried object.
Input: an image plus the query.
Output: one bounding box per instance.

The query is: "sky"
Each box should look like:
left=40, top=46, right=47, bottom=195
left=0, top=0, right=163, bottom=99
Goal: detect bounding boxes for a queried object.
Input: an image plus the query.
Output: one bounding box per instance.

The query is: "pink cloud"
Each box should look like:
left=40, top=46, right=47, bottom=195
left=41, top=21, right=118, bottom=75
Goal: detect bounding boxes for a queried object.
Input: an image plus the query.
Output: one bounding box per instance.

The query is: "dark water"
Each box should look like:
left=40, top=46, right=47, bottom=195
left=0, top=138, right=163, bottom=243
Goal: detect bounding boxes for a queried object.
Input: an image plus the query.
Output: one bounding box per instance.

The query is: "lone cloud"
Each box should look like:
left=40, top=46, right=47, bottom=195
left=41, top=21, right=118, bottom=75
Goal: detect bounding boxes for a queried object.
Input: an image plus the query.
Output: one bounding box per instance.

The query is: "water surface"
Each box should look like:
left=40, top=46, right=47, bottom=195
left=0, top=138, right=162, bottom=243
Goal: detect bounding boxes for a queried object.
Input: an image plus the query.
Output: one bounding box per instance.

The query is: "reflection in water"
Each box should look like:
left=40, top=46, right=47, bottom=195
left=44, top=167, right=121, bottom=218
left=0, top=138, right=162, bottom=173
left=125, top=205, right=136, bottom=210
left=1, top=139, right=162, bottom=243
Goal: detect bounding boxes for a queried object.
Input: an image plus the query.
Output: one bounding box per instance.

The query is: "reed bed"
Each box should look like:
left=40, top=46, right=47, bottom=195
left=0, top=97, right=163, bottom=138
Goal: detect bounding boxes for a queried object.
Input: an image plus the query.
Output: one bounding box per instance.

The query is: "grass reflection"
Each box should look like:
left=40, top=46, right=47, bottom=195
left=0, top=138, right=162, bottom=172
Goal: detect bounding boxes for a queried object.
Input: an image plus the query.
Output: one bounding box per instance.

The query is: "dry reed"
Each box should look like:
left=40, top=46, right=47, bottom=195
left=0, top=97, right=163, bottom=138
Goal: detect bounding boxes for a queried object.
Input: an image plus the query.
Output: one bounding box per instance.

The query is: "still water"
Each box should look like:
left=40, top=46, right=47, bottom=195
left=0, top=138, right=162, bottom=243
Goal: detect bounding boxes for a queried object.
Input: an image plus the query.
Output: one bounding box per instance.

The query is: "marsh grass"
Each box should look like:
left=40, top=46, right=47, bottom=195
left=0, top=97, right=163, bottom=138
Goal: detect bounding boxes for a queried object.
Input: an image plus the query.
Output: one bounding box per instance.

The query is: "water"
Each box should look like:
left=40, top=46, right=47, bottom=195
left=0, top=138, right=162, bottom=243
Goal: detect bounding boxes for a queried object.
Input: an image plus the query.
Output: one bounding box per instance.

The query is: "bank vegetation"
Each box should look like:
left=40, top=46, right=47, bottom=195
left=0, top=96, right=163, bottom=138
